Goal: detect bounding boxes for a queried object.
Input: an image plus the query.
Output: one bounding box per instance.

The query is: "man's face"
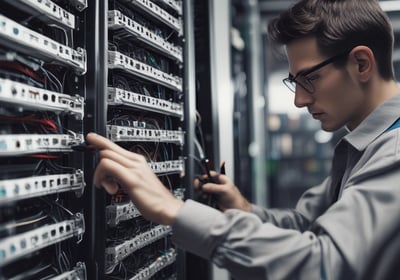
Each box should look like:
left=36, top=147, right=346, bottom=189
left=285, top=37, right=365, bottom=131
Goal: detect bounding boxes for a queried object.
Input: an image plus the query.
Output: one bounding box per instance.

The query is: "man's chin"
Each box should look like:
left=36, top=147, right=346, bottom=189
left=320, top=122, right=341, bottom=132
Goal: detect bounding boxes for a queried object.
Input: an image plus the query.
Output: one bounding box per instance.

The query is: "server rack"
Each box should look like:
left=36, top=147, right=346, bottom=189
left=103, top=0, right=185, bottom=279
left=0, top=0, right=195, bottom=279
left=0, top=0, right=88, bottom=279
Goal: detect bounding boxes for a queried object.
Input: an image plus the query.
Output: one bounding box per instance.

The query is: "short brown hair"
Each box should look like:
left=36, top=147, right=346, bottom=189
left=268, top=0, right=395, bottom=80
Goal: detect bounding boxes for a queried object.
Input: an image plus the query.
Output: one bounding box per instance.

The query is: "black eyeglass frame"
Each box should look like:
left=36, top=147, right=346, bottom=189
left=283, top=49, right=352, bottom=94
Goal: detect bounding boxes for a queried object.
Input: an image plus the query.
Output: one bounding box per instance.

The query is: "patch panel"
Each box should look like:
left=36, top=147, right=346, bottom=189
left=0, top=78, right=84, bottom=120
left=106, top=201, right=142, bottom=227
left=107, top=125, right=184, bottom=145
left=105, top=225, right=171, bottom=273
left=108, top=87, right=183, bottom=118
left=129, top=248, right=177, bottom=280
left=0, top=133, right=84, bottom=156
left=121, top=0, right=182, bottom=34
left=155, top=0, right=182, bottom=15
left=0, top=170, right=85, bottom=204
left=108, top=50, right=182, bottom=92
left=50, top=262, right=87, bottom=280
left=4, top=0, right=76, bottom=30
left=106, top=188, right=184, bottom=227
left=0, top=213, right=85, bottom=266
left=149, top=159, right=184, bottom=175
left=0, top=15, right=87, bottom=75
left=108, top=10, right=182, bottom=63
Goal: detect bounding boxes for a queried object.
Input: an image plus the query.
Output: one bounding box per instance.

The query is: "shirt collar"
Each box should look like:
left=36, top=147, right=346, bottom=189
left=343, top=93, right=400, bottom=151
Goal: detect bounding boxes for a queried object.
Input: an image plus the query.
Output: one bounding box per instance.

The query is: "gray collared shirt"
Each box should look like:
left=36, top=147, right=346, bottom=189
left=172, top=94, right=400, bottom=280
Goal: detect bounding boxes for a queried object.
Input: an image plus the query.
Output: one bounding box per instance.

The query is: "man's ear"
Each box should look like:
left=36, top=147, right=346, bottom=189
left=349, top=46, right=375, bottom=82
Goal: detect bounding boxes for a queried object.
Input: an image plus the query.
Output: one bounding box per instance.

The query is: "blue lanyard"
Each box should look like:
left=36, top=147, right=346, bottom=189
left=386, top=118, right=400, bottom=132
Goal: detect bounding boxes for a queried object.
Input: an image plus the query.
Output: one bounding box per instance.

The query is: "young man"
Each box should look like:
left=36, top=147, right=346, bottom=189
left=86, top=0, right=400, bottom=279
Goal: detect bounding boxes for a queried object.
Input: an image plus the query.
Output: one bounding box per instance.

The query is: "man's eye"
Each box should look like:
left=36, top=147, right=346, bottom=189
left=306, top=75, right=319, bottom=81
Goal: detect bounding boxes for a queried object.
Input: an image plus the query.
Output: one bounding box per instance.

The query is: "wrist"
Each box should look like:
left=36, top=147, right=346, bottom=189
left=242, top=200, right=252, bottom=212
left=162, top=198, right=184, bottom=225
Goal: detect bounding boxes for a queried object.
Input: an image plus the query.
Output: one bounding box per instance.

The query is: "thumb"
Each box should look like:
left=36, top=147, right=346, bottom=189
left=201, top=182, right=224, bottom=194
left=93, top=158, right=124, bottom=195
left=100, top=178, right=120, bottom=194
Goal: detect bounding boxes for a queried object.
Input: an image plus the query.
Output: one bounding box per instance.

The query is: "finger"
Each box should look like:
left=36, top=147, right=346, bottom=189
left=193, top=177, right=200, bottom=189
left=209, top=170, right=219, bottom=176
left=193, top=176, right=207, bottom=189
left=87, top=133, right=143, bottom=162
left=201, top=182, right=225, bottom=194
left=207, top=170, right=228, bottom=181
left=100, top=178, right=120, bottom=194
left=99, top=149, right=143, bottom=169
left=93, top=157, right=132, bottom=193
left=86, top=133, right=124, bottom=153
left=196, top=174, right=209, bottom=181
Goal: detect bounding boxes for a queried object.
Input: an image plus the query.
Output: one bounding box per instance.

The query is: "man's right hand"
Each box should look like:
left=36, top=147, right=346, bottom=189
left=194, top=172, right=252, bottom=212
left=86, top=132, right=184, bottom=225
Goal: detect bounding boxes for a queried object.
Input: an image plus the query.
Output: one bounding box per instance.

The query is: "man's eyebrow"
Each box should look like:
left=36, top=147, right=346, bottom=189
left=289, top=66, right=314, bottom=79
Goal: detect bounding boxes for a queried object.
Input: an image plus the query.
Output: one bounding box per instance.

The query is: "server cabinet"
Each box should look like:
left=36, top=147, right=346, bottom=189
left=101, top=0, right=185, bottom=279
left=0, top=0, right=194, bottom=279
left=0, top=0, right=88, bottom=278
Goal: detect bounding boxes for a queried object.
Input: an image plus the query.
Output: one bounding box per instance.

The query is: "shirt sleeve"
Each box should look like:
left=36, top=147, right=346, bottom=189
left=171, top=168, right=400, bottom=280
left=171, top=131, right=400, bottom=280
left=250, top=177, right=334, bottom=231
left=171, top=199, right=322, bottom=280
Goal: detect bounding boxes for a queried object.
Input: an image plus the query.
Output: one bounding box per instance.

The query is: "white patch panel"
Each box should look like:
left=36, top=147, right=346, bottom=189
left=68, top=0, right=88, bottom=11
left=0, top=213, right=85, bottom=266
left=50, top=262, right=87, bottom=280
left=108, top=87, right=183, bottom=119
left=122, top=0, right=182, bottom=34
left=0, top=133, right=84, bottom=156
left=108, top=10, right=182, bottom=63
left=107, top=125, right=184, bottom=145
left=0, top=78, right=84, bottom=120
left=149, top=159, right=184, bottom=175
left=105, top=225, right=171, bottom=273
left=129, top=248, right=177, bottom=280
left=108, top=51, right=182, bottom=92
left=0, top=170, right=85, bottom=204
left=0, top=15, right=87, bottom=75
left=155, top=0, right=182, bottom=15
left=106, top=201, right=142, bottom=227
left=106, top=188, right=184, bottom=227
left=4, top=0, right=76, bottom=30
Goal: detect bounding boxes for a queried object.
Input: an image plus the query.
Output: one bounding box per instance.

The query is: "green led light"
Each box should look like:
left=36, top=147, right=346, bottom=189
left=13, top=27, right=19, bottom=35
left=0, top=188, right=6, bottom=197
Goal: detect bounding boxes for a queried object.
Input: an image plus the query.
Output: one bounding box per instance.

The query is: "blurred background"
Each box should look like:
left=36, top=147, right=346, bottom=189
left=208, top=4, right=400, bottom=276
left=263, top=0, right=400, bottom=207
left=195, top=3, right=400, bottom=277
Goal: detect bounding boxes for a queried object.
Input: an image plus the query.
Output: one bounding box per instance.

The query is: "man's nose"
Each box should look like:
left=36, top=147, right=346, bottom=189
left=294, top=87, right=314, bottom=108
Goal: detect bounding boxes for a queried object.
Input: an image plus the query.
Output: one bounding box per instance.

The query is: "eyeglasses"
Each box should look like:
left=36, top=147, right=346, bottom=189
left=283, top=50, right=351, bottom=94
